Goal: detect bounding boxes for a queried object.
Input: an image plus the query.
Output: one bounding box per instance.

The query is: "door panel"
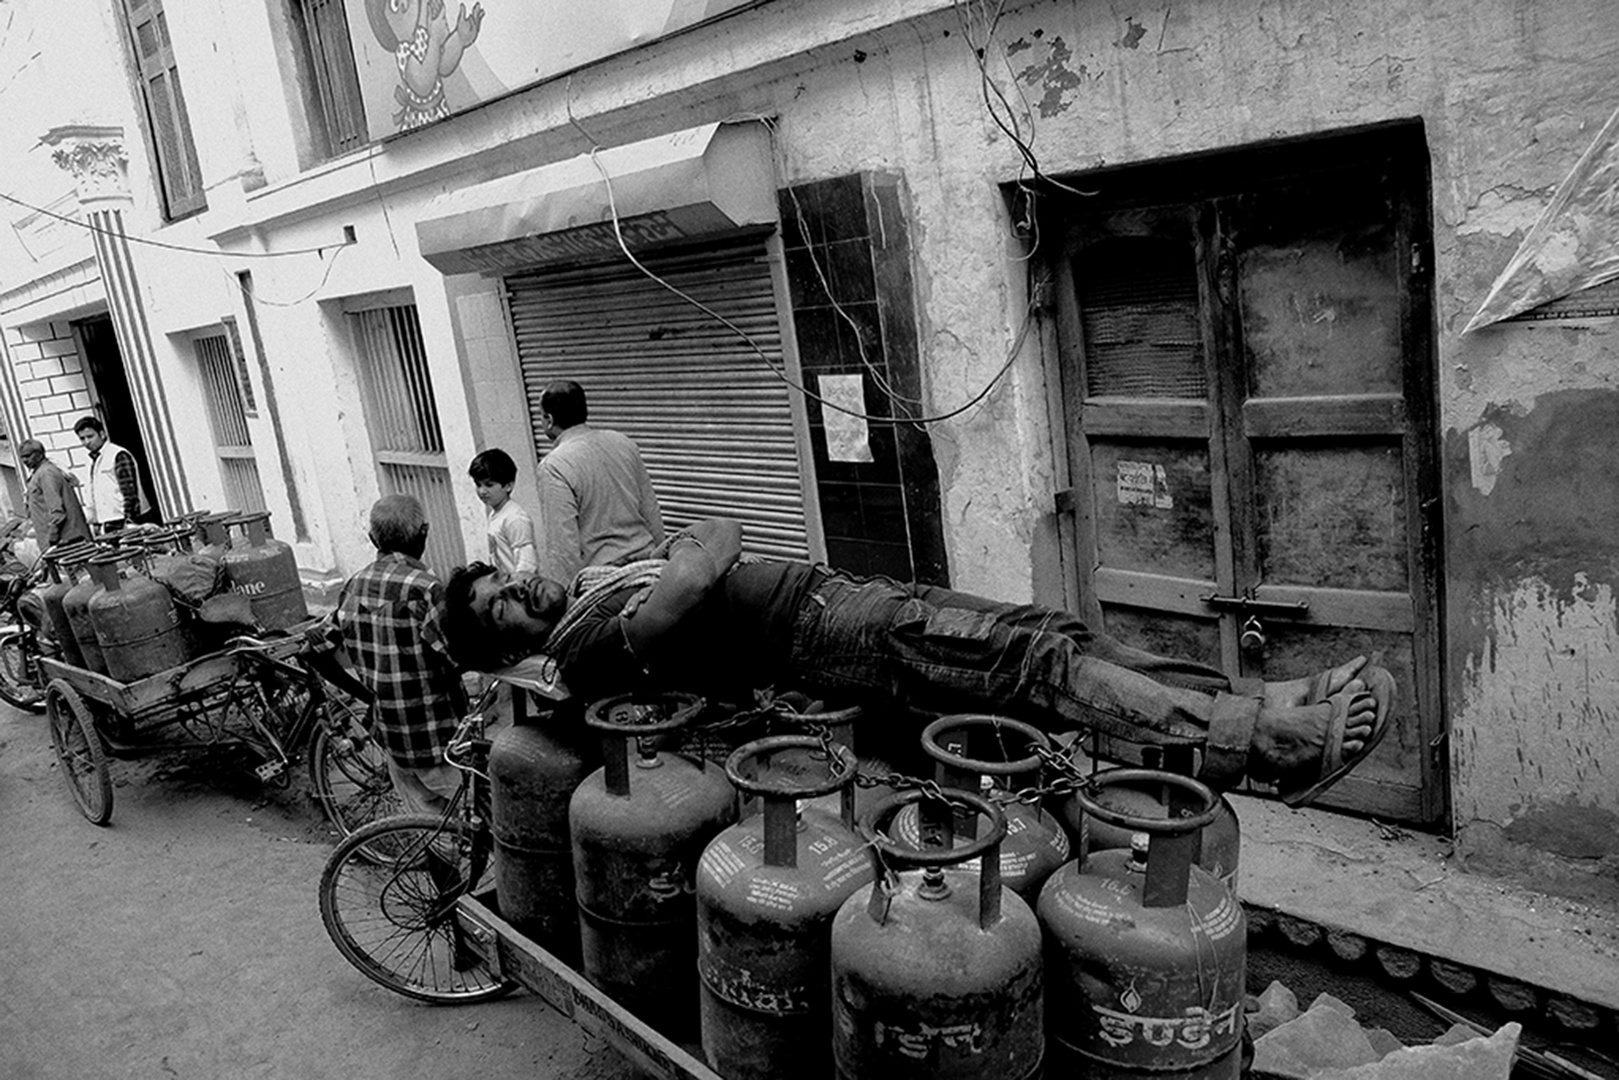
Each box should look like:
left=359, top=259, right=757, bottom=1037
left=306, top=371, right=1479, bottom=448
left=1053, top=135, right=1441, bottom=824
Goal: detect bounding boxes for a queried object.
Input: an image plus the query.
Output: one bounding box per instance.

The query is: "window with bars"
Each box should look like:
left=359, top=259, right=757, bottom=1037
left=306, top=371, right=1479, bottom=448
left=289, top=0, right=369, bottom=159
left=195, top=329, right=266, bottom=514
left=350, top=303, right=465, bottom=575
left=117, top=0, right=206, bottom=219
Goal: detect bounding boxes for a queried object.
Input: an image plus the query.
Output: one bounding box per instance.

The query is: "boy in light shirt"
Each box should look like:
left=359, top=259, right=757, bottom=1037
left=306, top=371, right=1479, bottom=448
left=469, top=449, right=537, bottom=574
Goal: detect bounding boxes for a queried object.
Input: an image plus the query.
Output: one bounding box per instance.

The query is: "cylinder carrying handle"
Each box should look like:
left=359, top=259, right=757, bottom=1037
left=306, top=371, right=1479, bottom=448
left=920, top=713, right=1052, bottom=841
left=859, top=788, right=1008, bottom=930
left=1073, top=767, right=1220, bottom=909
left=585, top=691, right=706, bottom=797
left=726, top=734, right=859, bottom=868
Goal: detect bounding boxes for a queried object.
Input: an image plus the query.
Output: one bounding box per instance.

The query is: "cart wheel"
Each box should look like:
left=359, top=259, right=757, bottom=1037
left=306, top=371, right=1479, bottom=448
left=0, top=630, right=45, bottom=713
left=309, top=701, right=401, bottom=847
left=319, top=814, right=516, bottom=1004
left=45, top=679, right=113, bottom=825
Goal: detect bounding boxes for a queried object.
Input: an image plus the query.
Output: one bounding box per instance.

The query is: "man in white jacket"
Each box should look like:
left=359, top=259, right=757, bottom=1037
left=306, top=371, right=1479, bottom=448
left=73, top=415, right=158, bottom=533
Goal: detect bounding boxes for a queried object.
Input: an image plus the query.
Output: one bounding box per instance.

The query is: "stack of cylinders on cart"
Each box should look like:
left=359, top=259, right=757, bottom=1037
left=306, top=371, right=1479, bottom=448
left=489, top=699, right=1244, bottom=1079
left=85, top=551, right=189, bottom=682
left=221, top=511, right=307, bottom=630
left=37, top=541, right=97, bottom=668
left=568, top=691, right=736, bottom=1041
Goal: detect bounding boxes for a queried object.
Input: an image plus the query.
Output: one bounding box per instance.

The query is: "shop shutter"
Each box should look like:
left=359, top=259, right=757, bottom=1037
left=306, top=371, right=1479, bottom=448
left=505, top=241, right=812, bottom=562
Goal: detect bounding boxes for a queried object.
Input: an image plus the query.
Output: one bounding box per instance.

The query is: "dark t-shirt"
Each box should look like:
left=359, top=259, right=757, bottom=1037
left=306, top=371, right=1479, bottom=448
left=550, top=561, right=824, bottom=703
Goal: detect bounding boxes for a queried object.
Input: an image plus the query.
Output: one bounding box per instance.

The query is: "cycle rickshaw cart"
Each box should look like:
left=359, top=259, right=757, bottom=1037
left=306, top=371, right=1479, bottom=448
left=40, top=623, right=394, bottom=833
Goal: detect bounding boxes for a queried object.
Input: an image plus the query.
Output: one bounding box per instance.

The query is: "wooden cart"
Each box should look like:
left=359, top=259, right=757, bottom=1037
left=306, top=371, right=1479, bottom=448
left=40, top=629, right=315, bottom=826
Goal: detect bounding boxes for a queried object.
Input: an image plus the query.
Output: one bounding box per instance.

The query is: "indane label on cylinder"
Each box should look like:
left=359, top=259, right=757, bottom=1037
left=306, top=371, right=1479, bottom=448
left=1092, top=1000, right=1241, bottom=1051
left=874, top=1019, right=985, bottom=1059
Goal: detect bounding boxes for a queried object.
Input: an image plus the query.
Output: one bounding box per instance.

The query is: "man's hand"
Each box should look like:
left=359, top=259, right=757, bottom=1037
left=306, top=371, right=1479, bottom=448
left=619, top=519, right=741, bottom=656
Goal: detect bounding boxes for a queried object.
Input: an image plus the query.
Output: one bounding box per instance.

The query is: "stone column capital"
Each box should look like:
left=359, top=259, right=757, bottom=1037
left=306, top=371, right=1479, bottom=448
left=40, top=124, right=131, bottom=206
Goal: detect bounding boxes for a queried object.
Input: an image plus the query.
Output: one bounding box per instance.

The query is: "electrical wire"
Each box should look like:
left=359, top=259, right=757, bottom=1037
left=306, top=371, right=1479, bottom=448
left=0, top=189, right=356, bottom=259
left=224, top=245, right=347, bottom=308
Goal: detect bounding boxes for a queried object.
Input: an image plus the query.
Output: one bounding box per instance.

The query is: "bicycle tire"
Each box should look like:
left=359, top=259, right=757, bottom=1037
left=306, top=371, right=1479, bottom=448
left=309, top=705, right=402, bottom=843
left=0, top=630, right=45, bottom=713
left=45, top=679, right=113, bottom=825
left=318, top=813, right=517, bottom=1004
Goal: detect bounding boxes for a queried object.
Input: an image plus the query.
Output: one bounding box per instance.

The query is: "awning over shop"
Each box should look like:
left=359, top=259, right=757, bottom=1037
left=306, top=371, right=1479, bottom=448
left=415, top=121, right=778, bottom=276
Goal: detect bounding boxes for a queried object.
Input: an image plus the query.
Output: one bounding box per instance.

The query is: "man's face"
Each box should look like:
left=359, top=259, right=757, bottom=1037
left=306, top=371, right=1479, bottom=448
left=77, top=427, right=106, bottom=454
left=469, top=570, right=568, bottom=648
left=20, top=446, right=44, bottom=470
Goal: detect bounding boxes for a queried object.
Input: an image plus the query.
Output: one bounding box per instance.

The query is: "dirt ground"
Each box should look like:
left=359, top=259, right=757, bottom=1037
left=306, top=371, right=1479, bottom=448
left=0, top=702, right=640, bottom=1080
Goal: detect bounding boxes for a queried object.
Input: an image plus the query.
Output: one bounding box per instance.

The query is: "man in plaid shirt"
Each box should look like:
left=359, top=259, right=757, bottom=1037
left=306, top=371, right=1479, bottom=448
left=306, top=494, right=467, bottom=814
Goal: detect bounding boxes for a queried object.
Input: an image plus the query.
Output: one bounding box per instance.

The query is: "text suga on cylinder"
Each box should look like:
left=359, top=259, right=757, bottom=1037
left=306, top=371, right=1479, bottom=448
left=568, top=690, right=736, bottom=1041
left=696, top=734, right=871, bottom=1080
left=1038, top=768, right=1247, bottom=1079
left=831, top=788, right=1045, bottom=1080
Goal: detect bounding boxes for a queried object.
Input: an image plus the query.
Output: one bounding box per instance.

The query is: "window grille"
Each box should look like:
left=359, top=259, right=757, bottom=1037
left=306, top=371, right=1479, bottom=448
left=196, top=331, right=266, bottom=513
left=350, top=304, right=465, bottom=574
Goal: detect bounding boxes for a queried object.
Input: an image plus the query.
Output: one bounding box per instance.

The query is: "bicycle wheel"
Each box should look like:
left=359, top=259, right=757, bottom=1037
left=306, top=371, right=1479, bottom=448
left=0, top=630, right=45, bottom=713
left=309, top=702, right=402, bottom=842
left=45, top=679, right=113, bottom=825
left=318, top=813, right=517, bottom=1004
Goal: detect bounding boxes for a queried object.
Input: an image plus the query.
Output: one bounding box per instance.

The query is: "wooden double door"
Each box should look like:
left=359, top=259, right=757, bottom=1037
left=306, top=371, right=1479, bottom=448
left=1049, top=128, right=1443, bottom=823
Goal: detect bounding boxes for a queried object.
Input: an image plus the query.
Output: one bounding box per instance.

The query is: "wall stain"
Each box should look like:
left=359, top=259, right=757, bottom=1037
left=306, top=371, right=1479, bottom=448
left=1009, top=35, right=1089, bottom=119
left=1114, top=17, right=1147, bottom=49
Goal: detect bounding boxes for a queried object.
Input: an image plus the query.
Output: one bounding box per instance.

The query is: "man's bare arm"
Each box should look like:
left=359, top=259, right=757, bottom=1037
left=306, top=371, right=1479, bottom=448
left=621, top=518, right=741, bottom=656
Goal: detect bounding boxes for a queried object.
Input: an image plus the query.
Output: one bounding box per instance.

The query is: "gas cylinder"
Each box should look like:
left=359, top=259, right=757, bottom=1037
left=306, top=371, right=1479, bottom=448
left=194, top=513, right=234, bottom=558
left=38, top=542, right=96, bottom=665
left=569, top=691, right=737, bottom=1040
left=1061, top=745, right=1241, bottom=890
left=221, top=511, right=307, bottom=630
left=697, top=735, right=870, bottom=1080
left=62, top=550, right=110, bottom=675
left=890, top=714, right=1070, bottom=904
left=87, top=553, right=189, bottom=681
left=488, top=694, right=593, bottom=965
left=831, top=789, right=1045, bottom=1080
left=1039, top=769, right=1246, bottom=1079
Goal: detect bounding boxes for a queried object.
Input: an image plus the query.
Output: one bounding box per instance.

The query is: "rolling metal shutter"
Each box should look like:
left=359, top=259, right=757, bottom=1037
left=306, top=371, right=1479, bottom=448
left=505, top=241, right=812, bottom=562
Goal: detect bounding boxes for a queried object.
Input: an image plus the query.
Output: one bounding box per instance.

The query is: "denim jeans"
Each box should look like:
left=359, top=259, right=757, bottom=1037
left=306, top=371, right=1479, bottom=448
left=787, top=573, right=1236, bottom=746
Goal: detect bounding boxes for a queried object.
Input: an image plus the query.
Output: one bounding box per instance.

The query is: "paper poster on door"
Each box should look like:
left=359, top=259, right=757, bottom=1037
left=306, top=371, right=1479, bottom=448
left=1117, top=460, right=1173, bottom=509
left=818, top=374, right=874, bottom=463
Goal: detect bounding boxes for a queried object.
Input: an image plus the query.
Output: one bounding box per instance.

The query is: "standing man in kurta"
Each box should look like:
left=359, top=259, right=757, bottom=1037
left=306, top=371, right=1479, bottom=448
left=72, top=415, right=159, bottom=533
left=19, top=438, right=91, bottom=549
left=535, top=380, right=664, bottom=584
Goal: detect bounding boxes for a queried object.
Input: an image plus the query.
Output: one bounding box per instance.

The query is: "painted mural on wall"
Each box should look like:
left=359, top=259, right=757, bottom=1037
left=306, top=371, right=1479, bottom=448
left=1466, top=101, right=1619, bottom=330
left=347, top=0, right=760, bottom=140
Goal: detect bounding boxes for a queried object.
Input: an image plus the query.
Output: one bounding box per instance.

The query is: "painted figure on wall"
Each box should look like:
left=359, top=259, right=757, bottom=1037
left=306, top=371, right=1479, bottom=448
left=365, top=0, right=486, bottom=132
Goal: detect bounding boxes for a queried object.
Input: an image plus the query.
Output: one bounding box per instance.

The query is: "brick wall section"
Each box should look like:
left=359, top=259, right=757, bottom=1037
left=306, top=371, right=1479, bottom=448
left=779, top=173, right=948, bottom=583
left=4, top=320, right=96, bottom=476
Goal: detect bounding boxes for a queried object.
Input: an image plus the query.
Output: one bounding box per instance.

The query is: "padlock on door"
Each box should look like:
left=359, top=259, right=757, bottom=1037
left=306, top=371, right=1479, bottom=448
left=1240, top=614, right=1266, bottom=652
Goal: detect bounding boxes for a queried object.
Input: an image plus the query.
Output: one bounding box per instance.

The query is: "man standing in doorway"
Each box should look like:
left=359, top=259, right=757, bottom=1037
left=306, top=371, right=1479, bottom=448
left=536, top=380, right=664, bottom=584
left=72, top=415, right=158, bottom=533
left=19, top=438, right=91, bottom=550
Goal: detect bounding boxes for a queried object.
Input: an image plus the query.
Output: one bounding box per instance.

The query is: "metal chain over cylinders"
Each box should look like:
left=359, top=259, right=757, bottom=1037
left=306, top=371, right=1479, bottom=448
left=569, top=691, right=737, bottom=1041
left=889, top=714, right=1071, bottom=904
left=697, top=734, right=871, bottom=1080
left=1038, top=768, right=1247, bottom=1079
left=831, top=789, right=1044, bottom=1080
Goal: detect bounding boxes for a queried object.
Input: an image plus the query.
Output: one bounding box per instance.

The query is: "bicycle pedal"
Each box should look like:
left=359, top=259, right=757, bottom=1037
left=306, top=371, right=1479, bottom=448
left=255, top=760, right=286, bottom=782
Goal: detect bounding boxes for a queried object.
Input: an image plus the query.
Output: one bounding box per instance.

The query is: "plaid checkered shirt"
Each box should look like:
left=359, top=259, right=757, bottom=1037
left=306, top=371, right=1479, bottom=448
left=306, top=552, right=465, bottom=770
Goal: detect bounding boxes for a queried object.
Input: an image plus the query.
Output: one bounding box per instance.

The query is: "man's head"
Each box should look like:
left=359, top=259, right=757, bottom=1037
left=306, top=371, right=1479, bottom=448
left=445, top=562, right=568, bottom=670
left=73, top=416, right=107, bottom=454
left=468, top=448, right=517, bottom=511
left=18, top=439, right=45, bottom=470
left=369, top=494, right=429, bottom=559
left=538, top=380, right=586, bottom=440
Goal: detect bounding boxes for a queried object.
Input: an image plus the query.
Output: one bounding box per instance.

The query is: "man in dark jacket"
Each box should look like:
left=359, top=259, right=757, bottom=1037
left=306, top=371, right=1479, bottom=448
left=20, top=438, right=91, bottom=549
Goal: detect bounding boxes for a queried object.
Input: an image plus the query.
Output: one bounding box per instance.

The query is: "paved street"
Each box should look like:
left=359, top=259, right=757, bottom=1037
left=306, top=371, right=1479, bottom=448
left=0, top=702, right=636, bottom=1080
